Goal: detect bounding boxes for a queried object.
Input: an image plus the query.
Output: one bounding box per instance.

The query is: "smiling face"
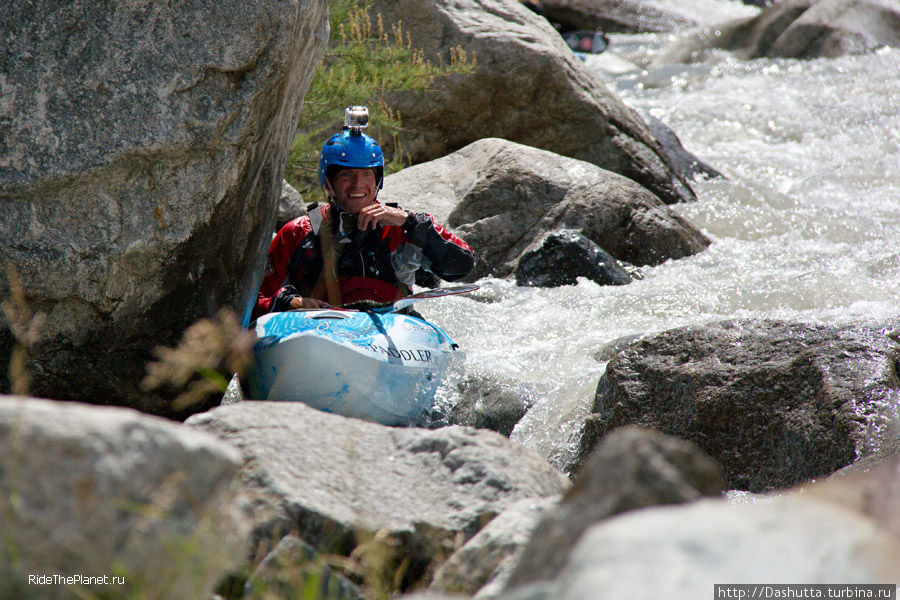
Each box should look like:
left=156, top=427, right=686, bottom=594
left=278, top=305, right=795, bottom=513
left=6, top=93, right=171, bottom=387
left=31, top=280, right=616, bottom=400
left=329, top=167, right=378, bottom=214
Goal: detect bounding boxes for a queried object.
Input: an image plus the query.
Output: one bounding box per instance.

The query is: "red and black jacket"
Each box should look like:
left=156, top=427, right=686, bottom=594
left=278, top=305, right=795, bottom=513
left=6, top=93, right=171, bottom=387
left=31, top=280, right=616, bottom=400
left=253, top=202, right=474, bottom=319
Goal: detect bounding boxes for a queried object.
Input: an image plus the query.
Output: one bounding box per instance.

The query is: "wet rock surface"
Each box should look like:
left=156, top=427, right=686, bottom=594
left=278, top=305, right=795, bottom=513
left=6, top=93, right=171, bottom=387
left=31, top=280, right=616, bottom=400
left=576, top=319, right=900, bottom=492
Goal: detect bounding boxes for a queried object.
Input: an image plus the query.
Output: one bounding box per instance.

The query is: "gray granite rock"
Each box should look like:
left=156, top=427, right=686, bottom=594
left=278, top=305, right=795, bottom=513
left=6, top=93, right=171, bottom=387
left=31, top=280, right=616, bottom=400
left=0, top=396, right=249, bottom=599
left=187, top=401, right=570, bottom=588
left=0, top=0, right=328, bottom=416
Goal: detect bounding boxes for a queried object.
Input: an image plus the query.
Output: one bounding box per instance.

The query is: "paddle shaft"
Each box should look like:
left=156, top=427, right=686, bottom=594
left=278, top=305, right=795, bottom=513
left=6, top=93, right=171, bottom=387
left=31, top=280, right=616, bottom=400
left=389, top=284, right=480, bottom=312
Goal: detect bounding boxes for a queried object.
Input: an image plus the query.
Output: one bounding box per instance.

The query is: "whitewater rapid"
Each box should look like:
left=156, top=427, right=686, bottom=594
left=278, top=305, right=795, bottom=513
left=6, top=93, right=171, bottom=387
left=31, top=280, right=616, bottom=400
left=424, top=3, right=900, bottom=470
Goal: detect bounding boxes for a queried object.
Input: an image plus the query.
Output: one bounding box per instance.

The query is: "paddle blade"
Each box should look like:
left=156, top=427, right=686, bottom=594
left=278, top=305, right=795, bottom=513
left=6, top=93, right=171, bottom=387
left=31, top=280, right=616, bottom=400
left=391, top=283, right=480, bottom=312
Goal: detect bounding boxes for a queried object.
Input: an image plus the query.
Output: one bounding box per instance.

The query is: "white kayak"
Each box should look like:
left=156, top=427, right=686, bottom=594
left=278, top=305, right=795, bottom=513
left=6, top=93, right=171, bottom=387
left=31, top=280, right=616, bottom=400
left=246, top=308, right=460, bottom=425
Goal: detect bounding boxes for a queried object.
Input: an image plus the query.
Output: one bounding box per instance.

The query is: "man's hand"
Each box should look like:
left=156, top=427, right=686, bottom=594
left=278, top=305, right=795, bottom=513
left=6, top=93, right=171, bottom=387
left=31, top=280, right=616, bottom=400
left=289, top=297, right=332, bottom=309
left=357, top=203, right=408, bottom=230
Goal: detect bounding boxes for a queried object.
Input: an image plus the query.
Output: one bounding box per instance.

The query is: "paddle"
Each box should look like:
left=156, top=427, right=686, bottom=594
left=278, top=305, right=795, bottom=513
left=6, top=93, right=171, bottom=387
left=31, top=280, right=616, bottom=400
left=389, top=283, right=480, bottom=312
left=340, top=283, right=481, bottom=313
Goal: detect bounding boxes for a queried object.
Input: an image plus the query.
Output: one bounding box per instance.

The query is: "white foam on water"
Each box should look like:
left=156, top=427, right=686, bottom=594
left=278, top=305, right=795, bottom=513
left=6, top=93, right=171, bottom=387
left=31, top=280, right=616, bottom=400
left=422, top=25, right=900, bottom=469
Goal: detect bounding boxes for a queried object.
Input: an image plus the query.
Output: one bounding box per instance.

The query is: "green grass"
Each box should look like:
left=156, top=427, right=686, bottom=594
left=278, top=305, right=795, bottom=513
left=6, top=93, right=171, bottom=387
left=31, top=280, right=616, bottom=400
left=286, top=0, right=474, bottom=200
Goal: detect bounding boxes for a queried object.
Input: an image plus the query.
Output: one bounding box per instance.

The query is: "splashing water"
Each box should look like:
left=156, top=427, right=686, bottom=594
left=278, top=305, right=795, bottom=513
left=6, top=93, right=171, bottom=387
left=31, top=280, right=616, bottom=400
left=423, top=12, right=900, bottom=470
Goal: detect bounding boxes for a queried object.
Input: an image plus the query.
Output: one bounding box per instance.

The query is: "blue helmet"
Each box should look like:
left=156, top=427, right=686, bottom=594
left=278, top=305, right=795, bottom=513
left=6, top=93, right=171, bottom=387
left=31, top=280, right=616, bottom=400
left=318, top=106, right=384, bottom=190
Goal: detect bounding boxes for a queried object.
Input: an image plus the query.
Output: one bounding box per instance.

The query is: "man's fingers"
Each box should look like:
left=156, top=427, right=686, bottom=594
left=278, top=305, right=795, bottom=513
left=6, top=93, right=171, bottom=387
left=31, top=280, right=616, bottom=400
left=359, top=206, right=381, bottom=230
left=355, top=205, right=406, bottom=229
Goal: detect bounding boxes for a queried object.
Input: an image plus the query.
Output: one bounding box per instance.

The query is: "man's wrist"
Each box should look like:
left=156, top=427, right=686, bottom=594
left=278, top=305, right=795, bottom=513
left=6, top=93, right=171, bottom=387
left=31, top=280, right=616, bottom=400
left=387, top=207, right=411, bottom=227
left=401, top=211, right=419, bottom=234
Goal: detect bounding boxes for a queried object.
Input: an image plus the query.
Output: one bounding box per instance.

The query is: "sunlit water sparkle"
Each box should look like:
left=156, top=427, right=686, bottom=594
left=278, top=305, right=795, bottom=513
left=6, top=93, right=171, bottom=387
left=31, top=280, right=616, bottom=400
left=421, top=4, right=900, bottom=471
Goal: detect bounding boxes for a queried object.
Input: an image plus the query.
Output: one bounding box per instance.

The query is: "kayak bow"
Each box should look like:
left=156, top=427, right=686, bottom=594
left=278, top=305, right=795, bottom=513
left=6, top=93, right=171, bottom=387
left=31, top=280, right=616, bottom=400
left=246, top=307, right=461, bottom=425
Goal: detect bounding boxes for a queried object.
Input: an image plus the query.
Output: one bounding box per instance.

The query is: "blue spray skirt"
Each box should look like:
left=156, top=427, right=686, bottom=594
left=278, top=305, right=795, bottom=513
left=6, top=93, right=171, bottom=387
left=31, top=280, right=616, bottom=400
left=247, top=309, right=458, bottom=425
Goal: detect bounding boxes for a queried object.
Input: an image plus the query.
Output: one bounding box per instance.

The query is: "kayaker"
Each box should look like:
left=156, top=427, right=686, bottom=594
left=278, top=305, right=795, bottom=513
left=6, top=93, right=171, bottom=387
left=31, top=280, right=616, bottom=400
left=253, top=106, right=475, bottom=318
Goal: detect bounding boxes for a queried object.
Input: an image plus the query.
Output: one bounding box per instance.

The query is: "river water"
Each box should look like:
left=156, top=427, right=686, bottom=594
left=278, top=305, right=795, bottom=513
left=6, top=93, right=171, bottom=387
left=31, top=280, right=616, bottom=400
left=423, top=1, right=900, bottom=471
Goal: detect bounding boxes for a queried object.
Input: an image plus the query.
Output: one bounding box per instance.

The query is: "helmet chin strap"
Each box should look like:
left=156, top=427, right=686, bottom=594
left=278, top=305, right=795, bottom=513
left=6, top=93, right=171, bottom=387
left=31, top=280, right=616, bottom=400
left=322, top=179, right=345, bottom=216
left=322, top=178, right=337, bottom=201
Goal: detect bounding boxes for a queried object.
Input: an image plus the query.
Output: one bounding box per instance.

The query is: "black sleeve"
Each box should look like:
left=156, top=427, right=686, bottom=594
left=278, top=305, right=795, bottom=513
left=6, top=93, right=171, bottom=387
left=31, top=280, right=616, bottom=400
left=271, top=285, right=301, bottom=313
left=401, top=212, right=475, bottom=281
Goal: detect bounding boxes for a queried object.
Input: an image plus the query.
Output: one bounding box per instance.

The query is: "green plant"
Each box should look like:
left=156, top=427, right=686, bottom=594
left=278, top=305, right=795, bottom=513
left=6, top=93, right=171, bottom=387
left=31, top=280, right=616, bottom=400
left=1, top=263, right=45, bottom=397
left=141, top=309, right=256, bottom=411
left=236, top=529, right=422, bottom=600
left=286, top=0, right=474, bottom=199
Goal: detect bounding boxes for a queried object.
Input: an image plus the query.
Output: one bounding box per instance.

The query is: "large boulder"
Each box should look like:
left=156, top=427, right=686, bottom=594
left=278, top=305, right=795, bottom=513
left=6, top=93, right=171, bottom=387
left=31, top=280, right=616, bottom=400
left=381, top=139, right=710, bottom=280
left=538, top=0, right=696, bottom=33
left=0, top=0, right=328, bottom=417
left=803, top=452, right=900, bottom=541
left=0, top=396, right=249, bottom=600
left=657, top=0, right=900, bottom=62
left=640, top=113, right=722, bottom=180
left=511, top=477, right=900, bottom=599
left=428, top=496, right=560, bottom=599
left=575, top=319, right=900, bottom=492
left=833, top=435, right=900, bottom=477
left=416, top=456, right=900, bottom=599
left=277, top=180, right=307, bottom=232
left=369, top=0, right=701, bottom=204
left=187, top=401, right=569, bottom=591
left=506, top=426, right=724, bottom=588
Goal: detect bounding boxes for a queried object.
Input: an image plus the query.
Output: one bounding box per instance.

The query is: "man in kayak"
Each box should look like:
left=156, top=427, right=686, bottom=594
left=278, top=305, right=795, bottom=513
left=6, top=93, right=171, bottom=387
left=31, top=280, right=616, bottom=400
left=253, top=106, right=475, bottom=318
